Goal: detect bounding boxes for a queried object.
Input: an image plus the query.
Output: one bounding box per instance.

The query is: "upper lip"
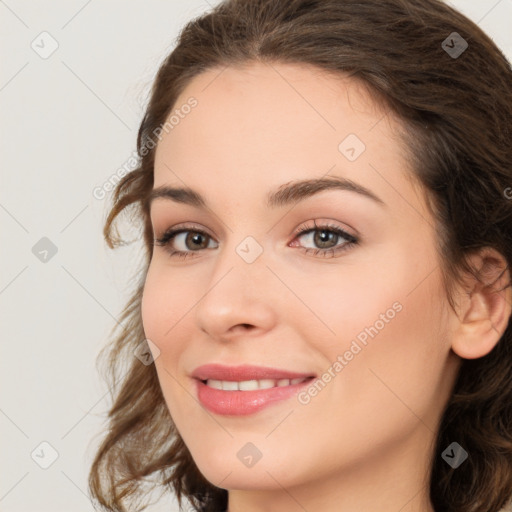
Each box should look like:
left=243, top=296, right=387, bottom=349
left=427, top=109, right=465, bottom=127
left=191, top=364, right=316, bottom=381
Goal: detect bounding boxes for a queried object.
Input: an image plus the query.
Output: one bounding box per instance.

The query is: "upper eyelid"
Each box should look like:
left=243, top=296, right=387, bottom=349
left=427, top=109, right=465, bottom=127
left=154, top=222, right=214, bottom=240
left=150, top=200, right=362, bottom=236
left=154, top=219, right=354, bottom=235
left=155, top=221, right=358, bottom=245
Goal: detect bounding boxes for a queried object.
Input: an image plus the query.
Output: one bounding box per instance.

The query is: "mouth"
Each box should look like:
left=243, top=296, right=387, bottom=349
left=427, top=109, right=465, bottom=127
left=199, top=376, right=314, bottom=391
left=191, top=364, right=317, bottom=416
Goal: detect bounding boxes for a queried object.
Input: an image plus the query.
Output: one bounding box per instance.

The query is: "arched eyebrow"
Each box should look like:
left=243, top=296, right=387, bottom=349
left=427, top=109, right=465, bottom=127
left=148, top=175, right=386, bottom=211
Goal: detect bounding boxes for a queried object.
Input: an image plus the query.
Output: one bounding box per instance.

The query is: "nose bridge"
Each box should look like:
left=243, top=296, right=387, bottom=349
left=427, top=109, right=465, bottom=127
left=206, top=229, right=270, bottom=299
left=193, top=231, right=277, bottom=338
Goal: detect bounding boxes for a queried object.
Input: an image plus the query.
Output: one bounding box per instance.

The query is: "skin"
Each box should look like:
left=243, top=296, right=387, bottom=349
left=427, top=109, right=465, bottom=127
left=141, top=61, right=511, bottom=512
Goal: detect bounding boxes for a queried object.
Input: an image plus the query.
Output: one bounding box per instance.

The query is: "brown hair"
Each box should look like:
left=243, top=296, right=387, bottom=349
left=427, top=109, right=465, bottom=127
left=88, top=1, right=512, bottom=511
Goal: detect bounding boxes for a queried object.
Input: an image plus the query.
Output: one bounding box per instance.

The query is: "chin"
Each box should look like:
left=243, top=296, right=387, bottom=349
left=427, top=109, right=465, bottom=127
left=197, top=459, right=288, bottom=491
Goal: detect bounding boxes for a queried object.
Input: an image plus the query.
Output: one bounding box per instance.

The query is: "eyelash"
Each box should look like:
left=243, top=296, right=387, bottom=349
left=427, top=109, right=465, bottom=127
left=153, top=220, right=358, bottom=260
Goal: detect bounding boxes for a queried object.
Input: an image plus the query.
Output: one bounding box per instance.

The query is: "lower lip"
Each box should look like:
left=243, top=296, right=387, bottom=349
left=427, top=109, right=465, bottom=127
left=195, top=378, right=315, bottom=416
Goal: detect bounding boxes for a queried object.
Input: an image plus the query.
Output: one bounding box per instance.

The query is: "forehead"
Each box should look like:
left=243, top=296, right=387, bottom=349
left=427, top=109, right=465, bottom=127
left=152, top=61, right=425, bottom=221
left=155, top=62, right=395, bottom=165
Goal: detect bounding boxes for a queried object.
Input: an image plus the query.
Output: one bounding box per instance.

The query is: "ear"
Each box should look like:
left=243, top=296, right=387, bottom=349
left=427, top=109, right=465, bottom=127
left=450, top=247, right=512, bottom=359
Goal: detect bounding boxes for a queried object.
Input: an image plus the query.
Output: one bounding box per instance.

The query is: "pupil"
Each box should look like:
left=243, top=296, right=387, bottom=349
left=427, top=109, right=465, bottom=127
left=190, top=233, right=206, bottom=249
left=316, top=230, right=335, bottom=248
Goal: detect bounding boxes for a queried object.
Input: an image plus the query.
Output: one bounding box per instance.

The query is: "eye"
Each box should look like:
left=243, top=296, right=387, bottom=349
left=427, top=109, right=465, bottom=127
left=154, top=225, right=218, bottom=259
left=291, top=219, right=358, bottom=258
left=153, top=220, right=358, bottom=260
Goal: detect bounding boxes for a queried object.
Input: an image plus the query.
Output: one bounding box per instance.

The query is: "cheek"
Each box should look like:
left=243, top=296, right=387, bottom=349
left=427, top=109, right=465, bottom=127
left=140, top=268, right=191, bottom=414
left=140, top=270, right=163, bottom=342
left=318, top=251, right=450, bottom=432
left=141, top=265, right=187, bottom=336
left=140, top=267, right=185, bottom=365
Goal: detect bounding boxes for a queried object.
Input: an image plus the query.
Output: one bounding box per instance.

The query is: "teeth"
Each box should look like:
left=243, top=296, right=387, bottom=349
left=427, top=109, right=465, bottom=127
left=257, top=379, right=275, bottom=389
left=239, top=379, right=261, bottom=391
left=205, top=377, right=309, bottom=391
left=206, top=379, right=223, bottom=390
left=222, top=380, right=239, bottom=391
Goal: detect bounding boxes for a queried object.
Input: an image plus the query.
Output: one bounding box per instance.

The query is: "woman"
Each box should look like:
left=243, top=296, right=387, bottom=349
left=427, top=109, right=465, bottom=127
left=88, top=1, right=512, bottom=511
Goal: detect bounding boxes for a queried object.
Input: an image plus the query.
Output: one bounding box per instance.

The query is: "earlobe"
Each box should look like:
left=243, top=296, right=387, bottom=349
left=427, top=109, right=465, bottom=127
left=450, top=248, right=512, bottom=360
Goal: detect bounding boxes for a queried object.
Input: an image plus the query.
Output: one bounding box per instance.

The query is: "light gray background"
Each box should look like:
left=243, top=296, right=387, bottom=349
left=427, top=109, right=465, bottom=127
left=1, top=1, right=511, bottom=511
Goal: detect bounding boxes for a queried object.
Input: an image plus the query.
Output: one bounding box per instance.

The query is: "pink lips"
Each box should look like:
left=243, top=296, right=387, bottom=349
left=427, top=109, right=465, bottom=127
left=191, top=363, right=315, bottom=381
left=191, top=364, right=316, bottom=416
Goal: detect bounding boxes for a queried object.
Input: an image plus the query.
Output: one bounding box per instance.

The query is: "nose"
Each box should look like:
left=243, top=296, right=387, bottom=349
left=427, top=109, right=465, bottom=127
left=194, top=242, right=278, bottom=342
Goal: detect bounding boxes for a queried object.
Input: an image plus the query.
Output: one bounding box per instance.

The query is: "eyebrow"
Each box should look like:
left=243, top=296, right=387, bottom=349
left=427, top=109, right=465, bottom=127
left=148, top=175, right=386, bottom=211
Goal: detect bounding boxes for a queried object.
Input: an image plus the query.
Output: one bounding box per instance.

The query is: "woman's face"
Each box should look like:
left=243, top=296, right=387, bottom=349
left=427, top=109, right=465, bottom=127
left=142, top=62, right=461, bottom=508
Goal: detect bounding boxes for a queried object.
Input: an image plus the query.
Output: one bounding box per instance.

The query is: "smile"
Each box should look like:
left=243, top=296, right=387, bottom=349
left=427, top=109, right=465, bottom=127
left=195, top=376, right=316, bottom=416
left=203, top=377, right=310, bottom=391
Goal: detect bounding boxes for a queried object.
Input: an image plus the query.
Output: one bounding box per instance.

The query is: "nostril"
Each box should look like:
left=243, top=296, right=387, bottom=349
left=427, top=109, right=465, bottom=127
left=232, top=323, right=253, bottom=332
